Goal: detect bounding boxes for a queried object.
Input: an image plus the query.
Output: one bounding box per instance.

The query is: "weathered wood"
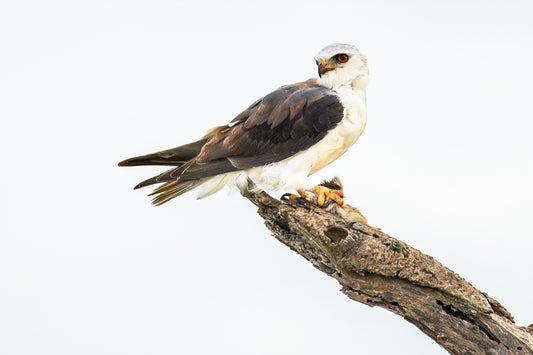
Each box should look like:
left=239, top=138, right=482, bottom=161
left=244, top=190, right=533, bottom=355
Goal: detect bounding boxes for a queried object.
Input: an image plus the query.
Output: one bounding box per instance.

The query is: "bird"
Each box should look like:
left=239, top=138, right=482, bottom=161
left=118, top=43, right=368, bottom=206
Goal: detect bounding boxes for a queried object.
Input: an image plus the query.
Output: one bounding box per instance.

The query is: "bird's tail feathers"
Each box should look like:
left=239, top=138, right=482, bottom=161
left=149, top=178, right=209, bottom=206
left=133, top=161, right=196, bottom=190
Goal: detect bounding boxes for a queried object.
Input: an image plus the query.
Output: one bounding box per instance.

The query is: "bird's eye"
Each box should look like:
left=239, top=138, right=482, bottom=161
left=335, top=54, right=349, bottom=63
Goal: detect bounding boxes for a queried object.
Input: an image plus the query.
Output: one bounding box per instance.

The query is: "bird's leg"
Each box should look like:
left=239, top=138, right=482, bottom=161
left=312, top=185, right=344, bottom=206
left=287, top=189, right=310, bottom=200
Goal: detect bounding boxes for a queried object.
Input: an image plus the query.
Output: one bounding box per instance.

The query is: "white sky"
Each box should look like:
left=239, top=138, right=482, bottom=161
left=1, top=0, right=532, bottom=354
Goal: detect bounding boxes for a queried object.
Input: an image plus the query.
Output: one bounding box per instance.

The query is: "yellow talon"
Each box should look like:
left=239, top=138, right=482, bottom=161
left=313, top=185, right=344, bottom=206
left=297, top=189, right=310, bottom=199
left=287, top=189, right=310, bottom=200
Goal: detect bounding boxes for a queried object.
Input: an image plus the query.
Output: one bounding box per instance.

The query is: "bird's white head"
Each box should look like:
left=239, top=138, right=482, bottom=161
left=314, top=43, right=368, bottom=91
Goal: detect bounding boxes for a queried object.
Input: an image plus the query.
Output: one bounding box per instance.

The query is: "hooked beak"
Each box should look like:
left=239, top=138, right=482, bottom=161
left=317, top=61, right=334, bottom=77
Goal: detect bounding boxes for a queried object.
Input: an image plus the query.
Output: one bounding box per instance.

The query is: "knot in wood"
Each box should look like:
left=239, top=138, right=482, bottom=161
left=324, top=225, right=349, bottom=243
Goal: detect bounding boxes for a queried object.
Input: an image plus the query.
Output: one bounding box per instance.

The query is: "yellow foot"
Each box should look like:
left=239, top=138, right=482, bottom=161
left=286, top=189, right=310, bottom=200
left=313, top=185, right=344, bottom=207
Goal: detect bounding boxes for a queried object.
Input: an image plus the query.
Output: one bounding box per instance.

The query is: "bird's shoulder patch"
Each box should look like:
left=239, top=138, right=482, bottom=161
left=196, top=79, right=344, bottom=169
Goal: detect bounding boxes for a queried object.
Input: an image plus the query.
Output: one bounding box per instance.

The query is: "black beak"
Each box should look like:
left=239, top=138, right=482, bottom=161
left=318, top=63, right=333, bottom=78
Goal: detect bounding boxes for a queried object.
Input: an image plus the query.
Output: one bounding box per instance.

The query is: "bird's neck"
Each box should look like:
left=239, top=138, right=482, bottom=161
left=318, top=73, right=368, bottom=93
left=350, top=73, right=368, bottom=91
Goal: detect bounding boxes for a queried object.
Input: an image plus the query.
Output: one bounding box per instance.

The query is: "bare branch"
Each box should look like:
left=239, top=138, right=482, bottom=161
left=244, top=190, right=533, bottom=355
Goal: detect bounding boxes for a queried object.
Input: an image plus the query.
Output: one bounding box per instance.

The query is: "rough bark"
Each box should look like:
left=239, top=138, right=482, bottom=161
left=244, top=190, right=533, bottom=355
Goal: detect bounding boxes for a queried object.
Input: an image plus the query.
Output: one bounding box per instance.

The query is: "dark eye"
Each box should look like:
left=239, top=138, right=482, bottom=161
left=335, top=54, right=349, bottom=63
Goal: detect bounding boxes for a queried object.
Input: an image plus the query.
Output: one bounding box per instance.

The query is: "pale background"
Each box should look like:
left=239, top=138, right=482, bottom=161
left=1, top=1, right=532, bottom=354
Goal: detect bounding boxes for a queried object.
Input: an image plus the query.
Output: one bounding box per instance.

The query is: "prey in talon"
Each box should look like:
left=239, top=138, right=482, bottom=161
left=286, top=177, right=345, bottom=207
left=119, top=43, right=368, bottom=206
left=313, top=177, right=345, bottom=207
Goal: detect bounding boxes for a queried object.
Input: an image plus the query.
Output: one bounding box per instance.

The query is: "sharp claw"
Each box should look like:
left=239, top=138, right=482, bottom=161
left=282, top=190, right=311, bottom=201
left=281, top=193, right=295, bottom=201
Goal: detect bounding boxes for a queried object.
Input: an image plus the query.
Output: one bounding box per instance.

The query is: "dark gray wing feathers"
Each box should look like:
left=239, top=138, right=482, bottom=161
left=118, top=138, right=208, bottom=167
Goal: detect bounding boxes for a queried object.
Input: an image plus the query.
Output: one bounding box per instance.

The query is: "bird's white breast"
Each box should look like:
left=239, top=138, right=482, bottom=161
left=307, top=86, right=367, bottom=174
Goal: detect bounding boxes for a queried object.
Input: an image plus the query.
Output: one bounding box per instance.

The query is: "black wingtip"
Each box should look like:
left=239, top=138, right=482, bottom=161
left=118, top=157, right=144, bottom=167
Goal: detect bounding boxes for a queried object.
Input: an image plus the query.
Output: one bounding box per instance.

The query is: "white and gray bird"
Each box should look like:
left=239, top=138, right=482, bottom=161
left=119, top=43, right=369, bottom=206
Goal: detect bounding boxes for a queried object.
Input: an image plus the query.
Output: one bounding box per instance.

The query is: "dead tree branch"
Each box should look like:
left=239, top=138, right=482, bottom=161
left=244, top=190, right=533, bottom=355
